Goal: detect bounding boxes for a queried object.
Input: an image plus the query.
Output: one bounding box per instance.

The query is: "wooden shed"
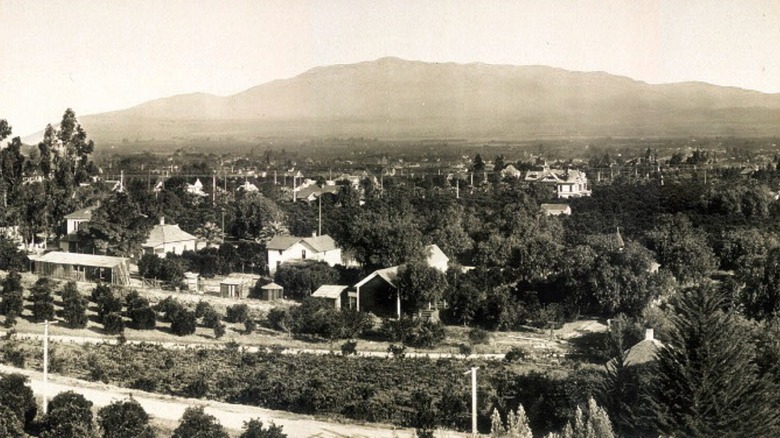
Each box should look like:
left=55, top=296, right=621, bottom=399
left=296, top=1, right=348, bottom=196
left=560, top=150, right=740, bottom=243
left=312, top=285, right=348, bottom=309
left=259, top=282, right=284, bottom=300
left=220, top=278, right=244, bottom=299
left=29, top=252, right=131, bottom=285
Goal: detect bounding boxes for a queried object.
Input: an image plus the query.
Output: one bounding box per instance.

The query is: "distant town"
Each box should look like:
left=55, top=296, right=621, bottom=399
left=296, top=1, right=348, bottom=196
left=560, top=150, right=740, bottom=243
left=1, top=105, right=780, bottom=437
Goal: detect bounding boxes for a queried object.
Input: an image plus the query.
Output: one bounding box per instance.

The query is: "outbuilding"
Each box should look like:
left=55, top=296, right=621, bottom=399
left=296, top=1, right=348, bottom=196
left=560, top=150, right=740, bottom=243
left=29, top=251, right=131, bottom=285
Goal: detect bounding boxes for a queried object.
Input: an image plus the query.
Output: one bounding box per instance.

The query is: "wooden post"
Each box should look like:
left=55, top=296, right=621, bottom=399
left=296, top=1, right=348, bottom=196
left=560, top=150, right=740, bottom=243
left=464, top=367, right=478, bottom=437
left=43, top=319, right=48, bottom=413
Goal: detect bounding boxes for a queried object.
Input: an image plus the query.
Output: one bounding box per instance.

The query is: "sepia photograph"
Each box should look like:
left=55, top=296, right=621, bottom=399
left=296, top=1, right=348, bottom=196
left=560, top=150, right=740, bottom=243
left=1, top=0, right=780, bottom=436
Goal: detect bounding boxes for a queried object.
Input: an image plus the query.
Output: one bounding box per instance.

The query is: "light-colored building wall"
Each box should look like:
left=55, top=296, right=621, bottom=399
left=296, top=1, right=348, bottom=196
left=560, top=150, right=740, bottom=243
left=144, top=240, right=197, bottom=257
left=268, top=241, right=342, bottom=274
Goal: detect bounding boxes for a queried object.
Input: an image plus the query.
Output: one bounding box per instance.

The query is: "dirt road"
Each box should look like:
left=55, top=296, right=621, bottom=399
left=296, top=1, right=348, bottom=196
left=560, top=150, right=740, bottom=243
left=0, top=364, right=468, bottom=438
left=1, top=330, right=508, bottom=360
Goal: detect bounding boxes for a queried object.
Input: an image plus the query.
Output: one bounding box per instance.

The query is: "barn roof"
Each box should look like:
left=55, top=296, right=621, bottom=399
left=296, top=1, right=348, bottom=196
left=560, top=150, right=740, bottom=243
left=312, top=285, right=349, bottom=299
left=29, top=251, right=128, bottom=269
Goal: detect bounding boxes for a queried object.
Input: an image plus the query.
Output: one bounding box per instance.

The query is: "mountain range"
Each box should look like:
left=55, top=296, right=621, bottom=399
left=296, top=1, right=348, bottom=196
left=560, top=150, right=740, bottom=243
left=60, top=57, right=780, bottom=145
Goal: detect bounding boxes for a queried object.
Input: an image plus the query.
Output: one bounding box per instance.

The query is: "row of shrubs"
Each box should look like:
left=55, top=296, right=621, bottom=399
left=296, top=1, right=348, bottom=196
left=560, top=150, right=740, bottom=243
left=0, top=372, right=286, bottom=437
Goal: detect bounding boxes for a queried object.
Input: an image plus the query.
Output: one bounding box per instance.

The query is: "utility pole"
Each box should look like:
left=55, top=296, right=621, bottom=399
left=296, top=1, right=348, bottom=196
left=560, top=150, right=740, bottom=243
left=318, top=195, right=322, bottom=237
left=464, top=367, right=478, bottom=436
left=40, top=319, right=58, bottom=414
left=456, top=178, right=460, bottom=199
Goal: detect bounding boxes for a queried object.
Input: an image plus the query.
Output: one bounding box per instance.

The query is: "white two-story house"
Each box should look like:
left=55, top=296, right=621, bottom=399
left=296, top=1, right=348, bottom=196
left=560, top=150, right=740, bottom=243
left=266, top=234, right=342, bottom=274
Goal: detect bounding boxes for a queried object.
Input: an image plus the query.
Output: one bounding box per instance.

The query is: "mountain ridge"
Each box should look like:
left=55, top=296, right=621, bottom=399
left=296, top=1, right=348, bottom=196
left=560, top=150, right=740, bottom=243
left=27, top=57, right=780, bottom=145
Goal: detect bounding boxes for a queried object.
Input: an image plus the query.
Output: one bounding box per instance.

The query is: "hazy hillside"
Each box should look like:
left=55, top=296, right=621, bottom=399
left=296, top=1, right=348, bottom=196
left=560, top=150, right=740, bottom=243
left=70, top=57, right=780, bottom=145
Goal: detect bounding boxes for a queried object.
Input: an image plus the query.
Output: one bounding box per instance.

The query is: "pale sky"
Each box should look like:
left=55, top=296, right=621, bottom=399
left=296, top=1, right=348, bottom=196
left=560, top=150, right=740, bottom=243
left=1, top=0, right=779, bottom=137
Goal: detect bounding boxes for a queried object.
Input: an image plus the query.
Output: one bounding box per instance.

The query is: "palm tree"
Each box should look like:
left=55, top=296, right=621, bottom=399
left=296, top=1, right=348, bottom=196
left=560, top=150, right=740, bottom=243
left=195, top=222, right=223, bottom=248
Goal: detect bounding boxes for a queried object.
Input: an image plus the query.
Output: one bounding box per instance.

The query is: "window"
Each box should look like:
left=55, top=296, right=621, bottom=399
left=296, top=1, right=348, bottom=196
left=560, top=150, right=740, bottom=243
left=302, top=249, right=307, bottom=259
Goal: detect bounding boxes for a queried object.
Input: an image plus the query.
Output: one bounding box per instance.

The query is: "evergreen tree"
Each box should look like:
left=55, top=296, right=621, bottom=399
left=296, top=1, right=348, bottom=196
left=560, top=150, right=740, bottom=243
left=61, top=283, right=88, bottom=328
left=30, top=277, right=56, bottom=321
left=0, top=270, right=24, bottom=318
left=652, top=285, right=780, bottom=437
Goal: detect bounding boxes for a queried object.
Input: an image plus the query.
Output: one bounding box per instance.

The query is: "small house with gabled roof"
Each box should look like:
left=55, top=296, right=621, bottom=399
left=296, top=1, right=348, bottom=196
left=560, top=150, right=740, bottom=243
left=350, top=244, right=449, bottom=319
left=142, top=217, right=197, bottom=257
left=312, top=284, right=349, bottom=309
left=266, top=234, right=342, bottom=274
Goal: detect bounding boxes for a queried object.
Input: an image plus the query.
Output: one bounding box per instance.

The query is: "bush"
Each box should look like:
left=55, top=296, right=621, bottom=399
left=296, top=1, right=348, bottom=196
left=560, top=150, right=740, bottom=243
left=388, top=344, right=406, bottom=358
left=341, top=340, right=358, bottom=356
left=266, top=308, right=292, bottom=332
left=91, top=284, right=112, bottom=303
left=381, top=317, right=446, bottom=348
left=1, top=342, right=25, bottom=367
left=468, top=327, right=491, bottom=345
left=0, top=237, right=27, bottom=272
left=170, top=309, right=197, bottom=336
left=102, top=312, right=125, bottom=335
left=96, top=287, right=123, bottom=322
left=214, top=324, right=226, bottom=339
left=504, top=346, right=527, bottom=362
left=0, top=270, right=24, bottom=317
left=61, top=282, right=88, bottom=328
left=244, top=318, right=257, bottom=334
left=127, top=300, right=157, bottom=330
left=240, top=418, right=287, bottom=438
left=0, top=404, right=24, bottom=437
left=42, top=391, right=94, bottom=438
left=30, top=277, right=56, bottom=321
left=225, top=304, right=250, bottom=323
left=97, top=397, right=156, bottom=438
left=0, top=373, right=37, bottom=428
left=172, top=406, right=229, bottom=438
left=458, top=343, right=472, bottom=356
left=195, top=301, right=213, bottom=318
left=201, top=307, right=222, bottom=329
left=154, top=296, right=185, bottom=322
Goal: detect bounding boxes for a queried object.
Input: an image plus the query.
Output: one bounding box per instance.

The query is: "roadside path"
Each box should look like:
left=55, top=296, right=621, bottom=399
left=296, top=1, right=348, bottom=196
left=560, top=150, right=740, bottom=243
left=0, top=364, right=468, bottom=438
left=1, top=330, right=511, bottom=360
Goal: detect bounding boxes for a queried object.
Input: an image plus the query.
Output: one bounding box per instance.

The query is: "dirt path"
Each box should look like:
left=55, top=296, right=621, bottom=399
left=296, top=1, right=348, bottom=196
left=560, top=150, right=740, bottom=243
left=0, top=364, right=468, bottom=438
left=1, top=330, right=508, bottom=360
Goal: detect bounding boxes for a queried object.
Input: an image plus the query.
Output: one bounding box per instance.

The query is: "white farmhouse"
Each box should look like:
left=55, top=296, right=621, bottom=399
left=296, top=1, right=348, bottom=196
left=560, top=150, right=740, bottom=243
left=142, top=217, right=198, bottom=257
left=266, top=234, right=342, bottom=274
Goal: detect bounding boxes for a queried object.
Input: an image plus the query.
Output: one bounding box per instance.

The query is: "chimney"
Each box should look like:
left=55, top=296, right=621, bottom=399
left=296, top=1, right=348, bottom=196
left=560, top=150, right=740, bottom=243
left=311, top=231, right=317, bottom=238
left=159, top=217, right=165, bottom=226
left=645, top=328, right=654, bottom=341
